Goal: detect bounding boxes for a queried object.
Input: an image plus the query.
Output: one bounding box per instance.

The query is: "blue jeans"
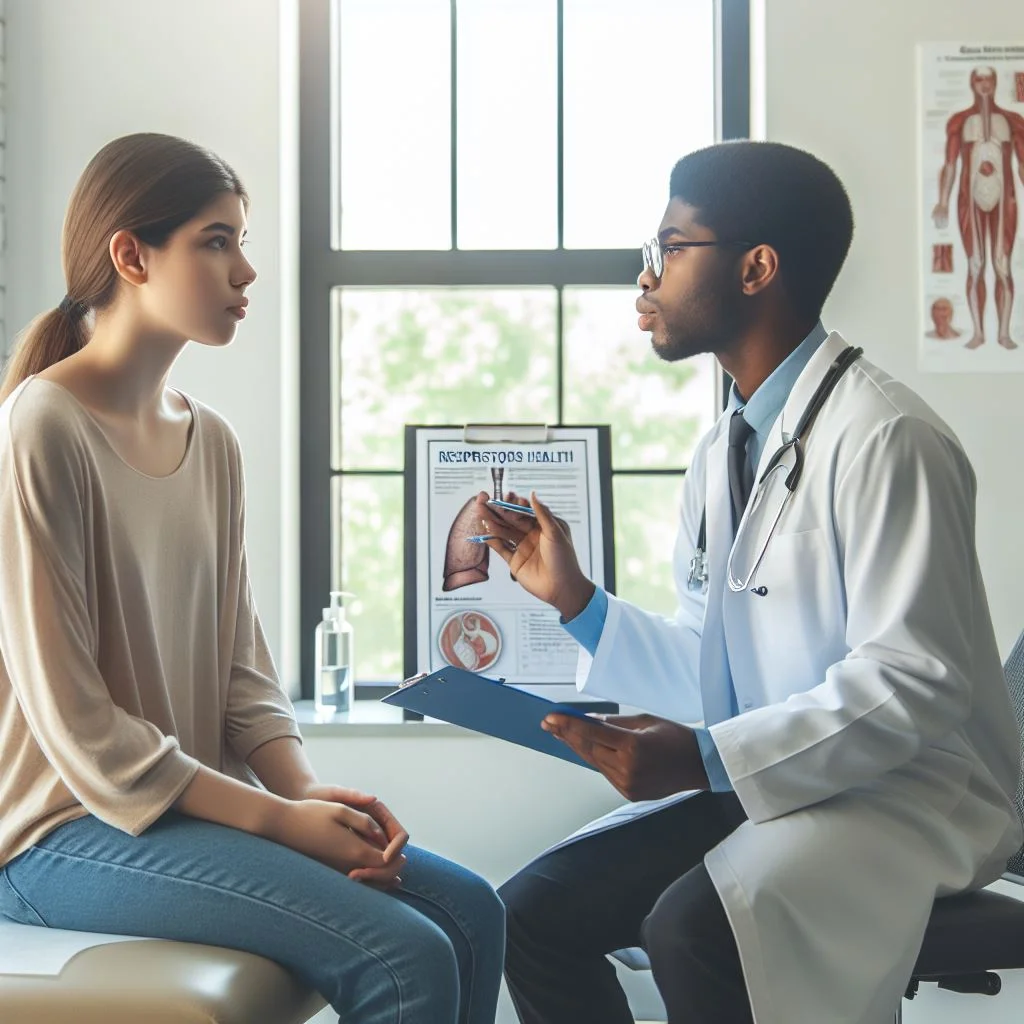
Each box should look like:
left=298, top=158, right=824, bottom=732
left=0, top=812, right=504, bottom=1024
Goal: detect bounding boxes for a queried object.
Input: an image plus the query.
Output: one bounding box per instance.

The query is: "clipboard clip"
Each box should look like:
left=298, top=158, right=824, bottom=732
left=463, top=423, right=550, bottom=444
left=400, top=671, right=507, bottom=688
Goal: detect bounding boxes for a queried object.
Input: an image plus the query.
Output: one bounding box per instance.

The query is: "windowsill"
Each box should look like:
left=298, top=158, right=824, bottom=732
left=293, top=698, right=472, bottom=738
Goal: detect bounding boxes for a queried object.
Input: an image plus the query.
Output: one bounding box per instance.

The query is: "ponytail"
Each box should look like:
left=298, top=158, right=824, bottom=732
left=0, top=300, right=89, bottom=405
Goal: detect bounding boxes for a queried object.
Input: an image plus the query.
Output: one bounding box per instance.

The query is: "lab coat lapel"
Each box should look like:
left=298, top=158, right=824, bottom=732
left=769, top=331, right=850, bottom=465
left=699, top=422, right=735, bottom=726
left=708, top=334, right=850, bottom=727
left=721, top=332, right=852, bottom=709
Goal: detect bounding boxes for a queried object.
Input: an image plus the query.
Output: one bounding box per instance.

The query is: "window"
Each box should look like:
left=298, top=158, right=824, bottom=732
left=299, top=0, right=750, bottom=696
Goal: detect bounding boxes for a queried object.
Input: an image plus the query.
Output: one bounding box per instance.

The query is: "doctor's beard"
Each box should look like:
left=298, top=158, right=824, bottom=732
left=650, top=273, right=747, bottom=364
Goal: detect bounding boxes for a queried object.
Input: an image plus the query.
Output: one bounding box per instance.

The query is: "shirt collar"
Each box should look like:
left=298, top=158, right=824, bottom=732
left=728, top=321, right=829, bottom=436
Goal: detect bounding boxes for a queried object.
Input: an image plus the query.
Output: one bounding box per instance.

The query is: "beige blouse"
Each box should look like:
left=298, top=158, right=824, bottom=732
left=0, top=377, right=300, bottom=867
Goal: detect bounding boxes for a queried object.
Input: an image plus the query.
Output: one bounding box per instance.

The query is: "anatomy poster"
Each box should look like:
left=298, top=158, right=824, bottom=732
left=409, top=427, right=610, bottom=685
left=919, top=43, right=1024, bottom=372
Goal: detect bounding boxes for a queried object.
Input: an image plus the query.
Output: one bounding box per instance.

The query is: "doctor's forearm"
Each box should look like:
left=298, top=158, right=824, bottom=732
left=555, top=578, right=596, bottom=623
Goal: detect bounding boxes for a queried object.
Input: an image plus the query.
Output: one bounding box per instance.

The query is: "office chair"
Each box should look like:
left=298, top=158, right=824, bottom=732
left=896, top=628, right=1024, bottom=1021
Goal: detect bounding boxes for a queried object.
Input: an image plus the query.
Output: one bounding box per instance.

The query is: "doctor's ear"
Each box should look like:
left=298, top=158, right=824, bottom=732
left=739, top=244, right=780, bottom=296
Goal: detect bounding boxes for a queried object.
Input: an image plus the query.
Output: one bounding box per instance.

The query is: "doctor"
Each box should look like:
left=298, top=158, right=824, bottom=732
left=478, top=141, right=1022, bottom=1024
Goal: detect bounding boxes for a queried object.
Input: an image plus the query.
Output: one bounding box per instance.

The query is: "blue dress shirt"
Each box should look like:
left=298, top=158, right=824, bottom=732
left=563, top=321, right=830, bottom=792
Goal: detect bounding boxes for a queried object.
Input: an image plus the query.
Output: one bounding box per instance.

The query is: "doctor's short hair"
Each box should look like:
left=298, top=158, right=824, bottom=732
left=669, top=141, right=854, bottom=319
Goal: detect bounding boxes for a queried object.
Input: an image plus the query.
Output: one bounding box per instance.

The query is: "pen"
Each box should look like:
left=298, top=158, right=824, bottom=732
left=465, top=535, right=500, bottom=544
left=486, top=498, right=537, bottom=517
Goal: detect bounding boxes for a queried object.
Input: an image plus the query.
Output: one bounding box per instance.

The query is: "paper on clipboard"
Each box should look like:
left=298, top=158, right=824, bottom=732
left=403, top=424, right=614, bottom=687
left=381, top=667, right=598, bottom=770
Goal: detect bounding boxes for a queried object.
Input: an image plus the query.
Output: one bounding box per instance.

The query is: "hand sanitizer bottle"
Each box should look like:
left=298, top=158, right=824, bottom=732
left=314, top=591, right=354, bottom=714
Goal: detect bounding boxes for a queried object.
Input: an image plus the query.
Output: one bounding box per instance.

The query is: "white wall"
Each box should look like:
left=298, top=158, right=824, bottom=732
left=763, top=1, right=1024, bottom=1020
left=764, top=0, right=1024, bottom=657
left=4, top=0, right=290, bottom=674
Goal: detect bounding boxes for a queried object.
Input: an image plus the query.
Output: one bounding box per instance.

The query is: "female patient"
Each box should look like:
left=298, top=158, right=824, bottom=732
left=0, top=132, right=503, bottom=1024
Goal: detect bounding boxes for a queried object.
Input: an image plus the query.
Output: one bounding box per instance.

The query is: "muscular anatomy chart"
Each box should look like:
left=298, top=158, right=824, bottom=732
left=920, top=44, right=1024, bottom=372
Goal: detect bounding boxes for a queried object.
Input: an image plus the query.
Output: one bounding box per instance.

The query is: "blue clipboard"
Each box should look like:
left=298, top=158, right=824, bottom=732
left=381, top=667, right=598, bottom=770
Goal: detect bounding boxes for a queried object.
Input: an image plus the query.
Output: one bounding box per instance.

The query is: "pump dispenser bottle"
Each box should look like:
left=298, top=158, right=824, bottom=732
left=314, top=591, right=355, bottom=714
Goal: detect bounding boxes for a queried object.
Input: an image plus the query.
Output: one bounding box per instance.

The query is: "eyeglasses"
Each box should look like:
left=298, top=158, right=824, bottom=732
left=641, top=237, right=755, bottom=280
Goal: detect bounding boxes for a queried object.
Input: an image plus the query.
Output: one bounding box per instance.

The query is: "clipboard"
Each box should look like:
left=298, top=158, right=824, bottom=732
left=403, top=423, right=615, bottom=717
left=381, top=667, right=601, bottom=770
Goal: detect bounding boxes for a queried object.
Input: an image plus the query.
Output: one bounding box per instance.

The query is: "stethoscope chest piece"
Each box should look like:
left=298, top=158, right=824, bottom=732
left=687, top=545, right=709, bottom=593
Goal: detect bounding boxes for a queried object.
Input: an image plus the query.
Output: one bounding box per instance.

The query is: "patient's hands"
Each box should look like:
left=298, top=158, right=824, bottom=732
left=291, top=784, right=410, bottom=889
left=270, top=791, right=409, bottom=888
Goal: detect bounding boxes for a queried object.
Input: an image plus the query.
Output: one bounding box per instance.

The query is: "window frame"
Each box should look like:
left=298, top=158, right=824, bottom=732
left=298, top=0, right=751, bottom=698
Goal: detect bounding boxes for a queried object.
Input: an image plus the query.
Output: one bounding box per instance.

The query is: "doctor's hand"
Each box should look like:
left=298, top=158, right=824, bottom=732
left=542, top=713, right=710, bottom=802
left=474, top=490, right=595, bottom=621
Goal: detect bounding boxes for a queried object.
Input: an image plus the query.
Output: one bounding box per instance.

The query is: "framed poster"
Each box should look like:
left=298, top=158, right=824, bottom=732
left=919, top=42, right=1024, bottom=371
left=403, top=425, right=614, bottom=690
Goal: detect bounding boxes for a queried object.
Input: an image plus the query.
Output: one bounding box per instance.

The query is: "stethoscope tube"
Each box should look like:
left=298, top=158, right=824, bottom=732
left=688, top=345, right=863, bottom=592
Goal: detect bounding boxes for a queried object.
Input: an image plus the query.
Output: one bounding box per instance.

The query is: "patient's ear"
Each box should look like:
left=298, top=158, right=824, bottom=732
left=109, top=229, right=148, bottom=287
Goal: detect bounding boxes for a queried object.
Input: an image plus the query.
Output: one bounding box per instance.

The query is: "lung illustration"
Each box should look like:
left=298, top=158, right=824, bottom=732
left=442, top=496, right=490, bottom=591
left=440, top=468, right=571, bottom=592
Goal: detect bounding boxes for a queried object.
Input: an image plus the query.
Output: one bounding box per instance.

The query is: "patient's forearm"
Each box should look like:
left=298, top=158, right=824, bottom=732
left=246, top=736, right=320, bottom=800
left=174, top=764, right=289, bottom=837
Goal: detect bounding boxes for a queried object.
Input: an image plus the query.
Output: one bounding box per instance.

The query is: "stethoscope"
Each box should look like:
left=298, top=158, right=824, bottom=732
left=687, top=345, right=863, bottom=595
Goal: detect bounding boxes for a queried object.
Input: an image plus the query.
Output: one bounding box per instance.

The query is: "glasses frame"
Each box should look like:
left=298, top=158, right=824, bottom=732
left=641, top=237, right=756, bottom=280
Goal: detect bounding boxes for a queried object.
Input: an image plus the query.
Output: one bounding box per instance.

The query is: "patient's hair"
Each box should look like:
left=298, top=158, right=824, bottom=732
left=669, top=141, right=854, bottom=320
left=0, top=133, right=248, bottom=402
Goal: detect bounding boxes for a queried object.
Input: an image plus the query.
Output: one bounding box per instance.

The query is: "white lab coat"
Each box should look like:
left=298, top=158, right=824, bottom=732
left=571, top=332, right=1022, bottom=1023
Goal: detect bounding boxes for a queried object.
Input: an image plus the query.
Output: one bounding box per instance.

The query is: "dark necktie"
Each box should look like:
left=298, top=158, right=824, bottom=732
left=727, top=410, right=755, bottom=533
